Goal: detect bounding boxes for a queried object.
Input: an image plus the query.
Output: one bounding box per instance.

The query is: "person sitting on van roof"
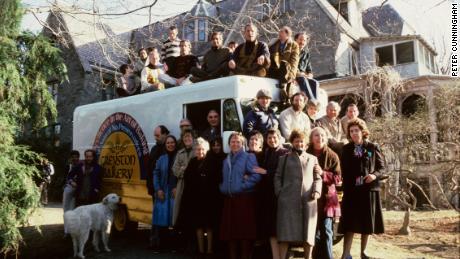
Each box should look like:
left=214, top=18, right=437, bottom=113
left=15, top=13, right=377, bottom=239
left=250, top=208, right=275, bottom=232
left=190, top=32, right=230, bottom=83
left=268, top=26, right=300, bottom=104
left=228, top=23, right=270, bottom=77
left=201, top=110, right=221, bottom=142
left=160, top=40, right=200, bottom=87
left=141, top=48, right=166, bottom=93
left=161, top=26, right=181, bottom=70
left=132, top=47, right=148, bottom=77
left=116, top=64, right=140, bottom=97
left=243, top=89, right=279, bottom=140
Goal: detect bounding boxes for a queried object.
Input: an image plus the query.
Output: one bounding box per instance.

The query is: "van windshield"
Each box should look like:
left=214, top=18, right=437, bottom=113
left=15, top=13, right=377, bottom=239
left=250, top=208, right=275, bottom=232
left=240, top=98, right=282, bottom=116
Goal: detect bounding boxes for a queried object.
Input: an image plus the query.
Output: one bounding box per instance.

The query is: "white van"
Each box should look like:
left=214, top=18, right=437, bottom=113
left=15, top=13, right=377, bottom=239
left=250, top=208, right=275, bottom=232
left=72, top=75, right=327, bottom=230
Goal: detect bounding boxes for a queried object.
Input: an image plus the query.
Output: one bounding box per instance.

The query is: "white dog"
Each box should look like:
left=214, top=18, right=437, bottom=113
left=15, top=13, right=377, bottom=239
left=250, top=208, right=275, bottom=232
left=64, top=193, right=120, bottom=258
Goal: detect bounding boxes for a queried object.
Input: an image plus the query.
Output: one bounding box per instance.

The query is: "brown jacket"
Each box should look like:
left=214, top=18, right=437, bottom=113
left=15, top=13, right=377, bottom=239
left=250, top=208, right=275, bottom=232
left=269, top=39, right=300, bottom=81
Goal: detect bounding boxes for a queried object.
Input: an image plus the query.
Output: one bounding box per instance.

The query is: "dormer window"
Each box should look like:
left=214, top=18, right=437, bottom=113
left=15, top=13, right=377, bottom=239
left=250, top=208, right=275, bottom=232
left=184, top=18, right=208, bottom=42
left=375, top=41, right=415, bottom=67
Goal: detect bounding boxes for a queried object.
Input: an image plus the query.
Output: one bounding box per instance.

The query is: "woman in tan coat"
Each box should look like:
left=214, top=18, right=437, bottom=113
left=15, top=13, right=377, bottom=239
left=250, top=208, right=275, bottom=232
left=275, top=130, right=322, bottom=259
left=172, top=129, right=195, bottom=226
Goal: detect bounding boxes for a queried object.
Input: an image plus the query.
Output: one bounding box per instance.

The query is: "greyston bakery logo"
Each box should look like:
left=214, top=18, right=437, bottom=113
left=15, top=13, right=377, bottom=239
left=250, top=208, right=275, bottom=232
left=93, top=112, right=149, bottom=181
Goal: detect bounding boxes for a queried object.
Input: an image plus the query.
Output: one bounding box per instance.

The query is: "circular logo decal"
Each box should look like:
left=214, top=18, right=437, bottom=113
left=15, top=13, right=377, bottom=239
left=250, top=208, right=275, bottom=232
left=93, top=113, right=149, bottom=181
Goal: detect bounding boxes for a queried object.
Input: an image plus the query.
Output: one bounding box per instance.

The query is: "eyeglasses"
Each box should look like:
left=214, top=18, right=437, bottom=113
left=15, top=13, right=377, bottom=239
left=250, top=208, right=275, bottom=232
left=180, top=125, right=191, bottom=128
left=208, top=116, right=218, bottom=119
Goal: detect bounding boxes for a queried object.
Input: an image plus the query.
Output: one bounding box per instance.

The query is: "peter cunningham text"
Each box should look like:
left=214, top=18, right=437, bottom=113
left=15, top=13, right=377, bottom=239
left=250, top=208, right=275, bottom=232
left=452, top=1, right=459, bottom=77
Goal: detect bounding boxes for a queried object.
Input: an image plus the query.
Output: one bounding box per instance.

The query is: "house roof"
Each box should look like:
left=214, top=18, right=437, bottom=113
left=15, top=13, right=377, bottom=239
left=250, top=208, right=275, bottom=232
left=362, top=4, right=413, bottom=37
left=189, top=0, right=218, bottom=17
left=314, top=0, right=369, bottom=42
left=48, top=10, right=131, bottom=73
left=359, top=35, right=438, bottom=55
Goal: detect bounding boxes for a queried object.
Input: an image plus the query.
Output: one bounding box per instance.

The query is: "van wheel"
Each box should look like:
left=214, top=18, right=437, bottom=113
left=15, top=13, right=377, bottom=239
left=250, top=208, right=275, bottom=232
left=113, top=205, right=138, bottom=233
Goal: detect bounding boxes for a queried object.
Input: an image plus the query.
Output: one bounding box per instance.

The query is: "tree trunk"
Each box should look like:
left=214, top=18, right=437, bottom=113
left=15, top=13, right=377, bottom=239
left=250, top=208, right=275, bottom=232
left=398, top=208, right=411, bottom=235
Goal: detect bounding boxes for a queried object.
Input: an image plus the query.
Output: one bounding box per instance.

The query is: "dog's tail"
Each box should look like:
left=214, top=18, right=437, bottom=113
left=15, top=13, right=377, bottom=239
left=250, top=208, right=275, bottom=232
left=64, top=210, right=81, bottom=235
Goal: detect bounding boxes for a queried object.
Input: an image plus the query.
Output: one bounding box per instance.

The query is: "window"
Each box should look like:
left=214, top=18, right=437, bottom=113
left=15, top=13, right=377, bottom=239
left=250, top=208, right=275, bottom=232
left=185, top=100, right=221, bottom=133
left=283, top=0, right=292, bottom=13
left=424, top=46, right=430, bottom=69
left=395, top=41, right=414, bottom=64
left=223, top=99, right=241, bottom=132
left=418, top=42, right=425, bottom=65
left=375, top=45, right=394, bottom=67
left=430, top=53, right=436, bottom=73
left=198, top=20, right=206, bottom=41
left=185, top=21, right=195, bottom=42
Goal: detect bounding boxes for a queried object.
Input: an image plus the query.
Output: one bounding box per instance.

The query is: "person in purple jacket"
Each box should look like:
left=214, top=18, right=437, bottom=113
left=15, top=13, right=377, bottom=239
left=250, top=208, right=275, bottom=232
left=75, top=149, right=102, bottom=207
left=219, top=132, right=261, bottom=259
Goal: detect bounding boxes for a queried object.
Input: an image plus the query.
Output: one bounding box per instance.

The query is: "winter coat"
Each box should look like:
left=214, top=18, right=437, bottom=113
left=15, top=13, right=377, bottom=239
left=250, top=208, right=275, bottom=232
left=177, top=153, right=224, bottom=229
left=172, top=147, right=195, bottom=226
left=274, top=151, right=322, bottom=244
left=243, top=104, right=279, bottom=140
left=269, top=39, right=300, bottom=81
left=153, top=153, right=177, bottom=227
left=75, top=163, right=102, bottom=203
left=146, top=143, right=166, bottom=196
left=339, top=141, right=386, bottom=234
left=297, top=47, right=312, bottom=74
left=220, top=149, right=261, bottom=196
left=307, top=146, right=342, bottom=219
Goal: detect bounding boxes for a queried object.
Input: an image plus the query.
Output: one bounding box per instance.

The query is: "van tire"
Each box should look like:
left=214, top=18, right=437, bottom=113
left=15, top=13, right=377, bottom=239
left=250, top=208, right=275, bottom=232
left=112, top=205, right=138, bottom=233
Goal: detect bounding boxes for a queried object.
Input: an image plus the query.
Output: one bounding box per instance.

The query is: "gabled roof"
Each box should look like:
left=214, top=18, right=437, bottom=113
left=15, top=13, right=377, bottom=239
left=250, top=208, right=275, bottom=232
left=314, top=0, right=368, bottom=41
left=362, top=4, right=416, bottom=37
left=189, top=0, right=218, bottom=17
left=47, top=9, right=131, bottom=73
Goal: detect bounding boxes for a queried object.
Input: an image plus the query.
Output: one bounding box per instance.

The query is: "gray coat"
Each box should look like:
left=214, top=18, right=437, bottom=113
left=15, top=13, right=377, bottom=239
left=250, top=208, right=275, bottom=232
left=172, top=148, right=195, bottom=226
left=274, top=151, right=322, bottom=245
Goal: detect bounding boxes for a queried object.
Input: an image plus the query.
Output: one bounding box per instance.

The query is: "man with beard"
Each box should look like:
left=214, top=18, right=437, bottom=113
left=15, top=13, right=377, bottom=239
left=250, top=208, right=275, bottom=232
left=190, top=31, right=231, bottom=82
left=228, top=23, right=270, bottom=77
left=75, top=149, right=102, bottom=207
left=279, top=92, right=311, bottom=141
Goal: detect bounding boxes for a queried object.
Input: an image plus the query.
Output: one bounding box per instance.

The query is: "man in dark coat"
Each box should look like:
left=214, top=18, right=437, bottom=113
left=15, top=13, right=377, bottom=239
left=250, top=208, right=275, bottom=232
left=162, top=40, right=200, bottom=86
left=190, top=31, right=231, bottom=82
left=75, top=149, right=102, bottom=207
left=243, top=89, right=279, bottom=140
left=295, top=32, right=319, bottom=101
left=228, top=23, right=270, bottom=77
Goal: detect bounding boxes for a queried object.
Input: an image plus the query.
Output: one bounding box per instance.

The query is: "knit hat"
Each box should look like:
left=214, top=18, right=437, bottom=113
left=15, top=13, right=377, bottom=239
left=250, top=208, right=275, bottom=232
left=256, top=89, right=272, bottom=99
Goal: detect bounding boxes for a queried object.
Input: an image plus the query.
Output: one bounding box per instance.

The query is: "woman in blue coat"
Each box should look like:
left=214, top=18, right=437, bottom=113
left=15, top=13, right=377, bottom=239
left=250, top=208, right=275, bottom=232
left=220, top=132, right=261, bottom=259
left=151, top=135, right=178, bottom=252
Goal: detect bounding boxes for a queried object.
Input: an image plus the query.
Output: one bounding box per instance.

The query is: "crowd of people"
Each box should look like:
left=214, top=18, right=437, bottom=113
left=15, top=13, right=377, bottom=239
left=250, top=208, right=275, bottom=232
left=117, top=23, right=318, bottom=103
left=63, top=22, right=389, bottom=259
left=63, top=90, right=386, bottom=259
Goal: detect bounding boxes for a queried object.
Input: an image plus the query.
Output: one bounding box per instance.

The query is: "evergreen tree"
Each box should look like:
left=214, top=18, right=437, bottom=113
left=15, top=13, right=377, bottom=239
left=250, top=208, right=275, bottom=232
left=0, top=0, right=67, bottom=254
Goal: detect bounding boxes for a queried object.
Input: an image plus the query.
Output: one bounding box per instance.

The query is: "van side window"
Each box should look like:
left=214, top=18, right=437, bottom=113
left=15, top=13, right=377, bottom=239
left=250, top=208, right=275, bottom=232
left=223, top=99, right=241, bottom=132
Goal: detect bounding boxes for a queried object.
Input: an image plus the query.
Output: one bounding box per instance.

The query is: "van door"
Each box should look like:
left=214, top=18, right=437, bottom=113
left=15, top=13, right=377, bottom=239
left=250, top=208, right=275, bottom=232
left=184, top=99, right=221, bottom=138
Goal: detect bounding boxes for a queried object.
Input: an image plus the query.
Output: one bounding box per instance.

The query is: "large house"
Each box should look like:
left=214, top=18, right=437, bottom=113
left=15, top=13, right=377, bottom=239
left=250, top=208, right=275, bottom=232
left=43, top=0, right=457, bottom=207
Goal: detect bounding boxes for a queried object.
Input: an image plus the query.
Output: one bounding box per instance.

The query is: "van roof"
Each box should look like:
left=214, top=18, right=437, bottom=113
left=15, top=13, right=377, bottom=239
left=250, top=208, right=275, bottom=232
left=75, top=75, right=281, bottom=112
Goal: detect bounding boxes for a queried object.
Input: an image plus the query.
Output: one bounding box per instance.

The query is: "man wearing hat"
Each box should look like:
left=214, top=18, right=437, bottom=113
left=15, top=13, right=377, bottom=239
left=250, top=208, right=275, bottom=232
left=243, top=89, right=279, bottom=139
